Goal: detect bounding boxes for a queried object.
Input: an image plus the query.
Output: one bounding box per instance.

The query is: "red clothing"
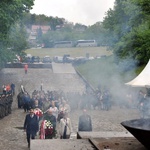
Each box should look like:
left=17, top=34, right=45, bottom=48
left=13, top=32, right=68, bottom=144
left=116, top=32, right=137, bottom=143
left=24, top=64, right=28, bottom=70
left=34, top=109, right=43, bottom=118
left=6, top=85, right=11, bottom=92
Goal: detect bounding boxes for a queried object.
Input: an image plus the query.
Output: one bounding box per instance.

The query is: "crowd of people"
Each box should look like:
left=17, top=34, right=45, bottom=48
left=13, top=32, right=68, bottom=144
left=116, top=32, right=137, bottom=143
left=0, top=93, right=13, bottom=118
left=7, top=82, right=147, bottom=149
left=2, top=81, right=147, bottom=149
left=0, top=83, right=15, bottom=119
left=19, top=86, right=112, bottom=114
left=2, top=83, right=15, bottom=95
left=21, top=89, right=94, bottom=148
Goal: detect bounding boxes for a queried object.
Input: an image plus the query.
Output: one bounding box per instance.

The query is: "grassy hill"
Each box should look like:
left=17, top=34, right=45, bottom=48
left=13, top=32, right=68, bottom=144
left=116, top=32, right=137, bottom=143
left=75, top=56, right=132, bottom=89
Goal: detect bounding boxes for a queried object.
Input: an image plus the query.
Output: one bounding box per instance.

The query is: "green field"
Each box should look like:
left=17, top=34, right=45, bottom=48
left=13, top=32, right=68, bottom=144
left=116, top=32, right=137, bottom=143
left=25, top=47, right=112, bottom=58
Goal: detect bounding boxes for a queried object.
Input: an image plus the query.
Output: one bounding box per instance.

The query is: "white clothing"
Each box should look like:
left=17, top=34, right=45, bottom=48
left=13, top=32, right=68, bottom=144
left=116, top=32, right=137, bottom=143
left=59, top=117, right=72, bottom=137
left=49, top=107, right=58, bottom=118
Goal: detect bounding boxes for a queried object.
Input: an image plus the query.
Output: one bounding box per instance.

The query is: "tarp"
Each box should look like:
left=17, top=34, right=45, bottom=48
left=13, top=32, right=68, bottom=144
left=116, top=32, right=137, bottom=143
left=125, top=60, right=150, bottom=87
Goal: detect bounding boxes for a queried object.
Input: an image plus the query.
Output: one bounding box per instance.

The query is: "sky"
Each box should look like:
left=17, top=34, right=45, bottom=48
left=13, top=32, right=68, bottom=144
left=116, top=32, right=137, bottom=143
left=30, top=0, right=115, bottom=26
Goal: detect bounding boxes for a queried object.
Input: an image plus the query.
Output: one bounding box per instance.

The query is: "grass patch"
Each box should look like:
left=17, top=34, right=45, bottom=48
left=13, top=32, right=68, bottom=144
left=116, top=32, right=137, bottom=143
left=75, top=56, right=123, bottom=89
left=25, top=47, right=112, bottom=58
left=75, top=57, right=145, bottom=90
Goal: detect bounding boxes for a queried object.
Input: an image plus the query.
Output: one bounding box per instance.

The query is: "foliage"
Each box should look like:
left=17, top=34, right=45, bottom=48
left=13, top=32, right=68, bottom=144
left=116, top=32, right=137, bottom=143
left=8, top=23, right=29, bottom=56
left=36, top=27, right=43, bottom=44
left=85, top=22, right=111, bottom=46
left=0, top=0, right=34, bottom=42
left=102, top=0, right=150, bottom=65
left=22, top=13, right=65, bottom=31
left=40, top=21, right=111, bottom=48
left=115, top=22, right=150, bottom=65
left=0, top=47, right=14, bottom=68
left=0, top=0, right=34, bottom=65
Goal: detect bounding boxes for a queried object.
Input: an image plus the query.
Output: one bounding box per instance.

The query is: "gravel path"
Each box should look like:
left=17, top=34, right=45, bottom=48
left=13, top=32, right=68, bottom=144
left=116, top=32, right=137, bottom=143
left=0, top=68, right=140, bottom=150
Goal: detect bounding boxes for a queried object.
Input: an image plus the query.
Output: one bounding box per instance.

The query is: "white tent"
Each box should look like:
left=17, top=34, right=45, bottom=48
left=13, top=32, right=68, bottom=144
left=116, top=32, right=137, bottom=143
left=125, top=60, right=150, bottom=87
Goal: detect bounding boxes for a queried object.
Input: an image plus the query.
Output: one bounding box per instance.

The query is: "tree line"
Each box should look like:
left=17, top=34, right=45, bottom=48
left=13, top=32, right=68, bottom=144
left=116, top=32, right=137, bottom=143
left=0, top=0, right=150, bottom=68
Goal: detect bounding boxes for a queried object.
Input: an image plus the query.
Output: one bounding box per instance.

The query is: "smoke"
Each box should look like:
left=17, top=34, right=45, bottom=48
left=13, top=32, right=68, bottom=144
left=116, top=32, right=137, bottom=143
left=76, top=56, right=141, bottom=109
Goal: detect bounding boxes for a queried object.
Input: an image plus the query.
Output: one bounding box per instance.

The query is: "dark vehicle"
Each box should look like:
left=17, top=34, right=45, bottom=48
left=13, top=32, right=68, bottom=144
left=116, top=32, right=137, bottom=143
left=63, top=54, right=70, bottom=63
left=34, top=56, right=40, bottom=63
left=13, top=59, right=19, bottom=63
left=43, top=56, right=52, bottom=63
left=31, top=56, right=40, bottom=63
left=65, top=57, right=75, bottom=63
left=24, top=54, right=32, bottom=63
left=53, top=56, right=63, bottom=63
left=73, top=57, right=87, bottom=65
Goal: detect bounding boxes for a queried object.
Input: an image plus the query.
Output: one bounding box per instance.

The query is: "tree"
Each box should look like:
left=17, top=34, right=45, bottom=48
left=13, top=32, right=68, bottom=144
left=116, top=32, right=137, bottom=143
left=8, top=23, right=29, bottom=56
left=36, top=27, right=43, bottom=44
left=0, top=0, right=34, bottom=65
left=85, top=22, right=110, bottom=46
left=0, top=0, right=34, bottom=42
left=49, top=16, right=65, bottom=31
left=102, top=0, right=150, bottom=66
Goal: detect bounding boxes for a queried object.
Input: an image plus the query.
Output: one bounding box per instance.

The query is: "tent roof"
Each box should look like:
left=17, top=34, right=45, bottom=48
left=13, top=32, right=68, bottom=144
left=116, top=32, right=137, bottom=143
left=125, top=60, right=150, bottom=87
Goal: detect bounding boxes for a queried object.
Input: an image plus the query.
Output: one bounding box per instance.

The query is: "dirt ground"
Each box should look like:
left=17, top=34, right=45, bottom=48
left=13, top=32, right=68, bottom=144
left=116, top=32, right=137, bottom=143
left=0, top=68, right=141, bottom=150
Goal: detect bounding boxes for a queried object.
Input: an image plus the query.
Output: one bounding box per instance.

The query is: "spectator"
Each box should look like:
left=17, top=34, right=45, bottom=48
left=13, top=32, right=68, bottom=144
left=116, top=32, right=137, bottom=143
left=42, top=96, right=51, bottom=113
left=43, top=109, right=57, bottom=139
left=10, top=83, right=15, bottom=95
left=23, top=92, right=31, bottom=112
left=40, top=81, right=43, bottom=91
left=49, top=101, right=58, bottom=119
left=6, top=84, right=11, bottom=94
left=2, top=85, right=7, bottom=95
left=32, top=99, right=41, bottom=110
left=59, top=112, right=72, bottom=139
left=78, top=109, right=92, bottom=132
left=59, top=100, right=71, bottom=114
left=24, top=64, right=28, bottom=74
left=58, top=100, right=70, bottom=122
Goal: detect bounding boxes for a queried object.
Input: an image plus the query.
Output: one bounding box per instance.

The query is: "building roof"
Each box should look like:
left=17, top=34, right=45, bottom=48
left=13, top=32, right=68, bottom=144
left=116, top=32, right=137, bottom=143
left=31, top=25, right=51, bottom=33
